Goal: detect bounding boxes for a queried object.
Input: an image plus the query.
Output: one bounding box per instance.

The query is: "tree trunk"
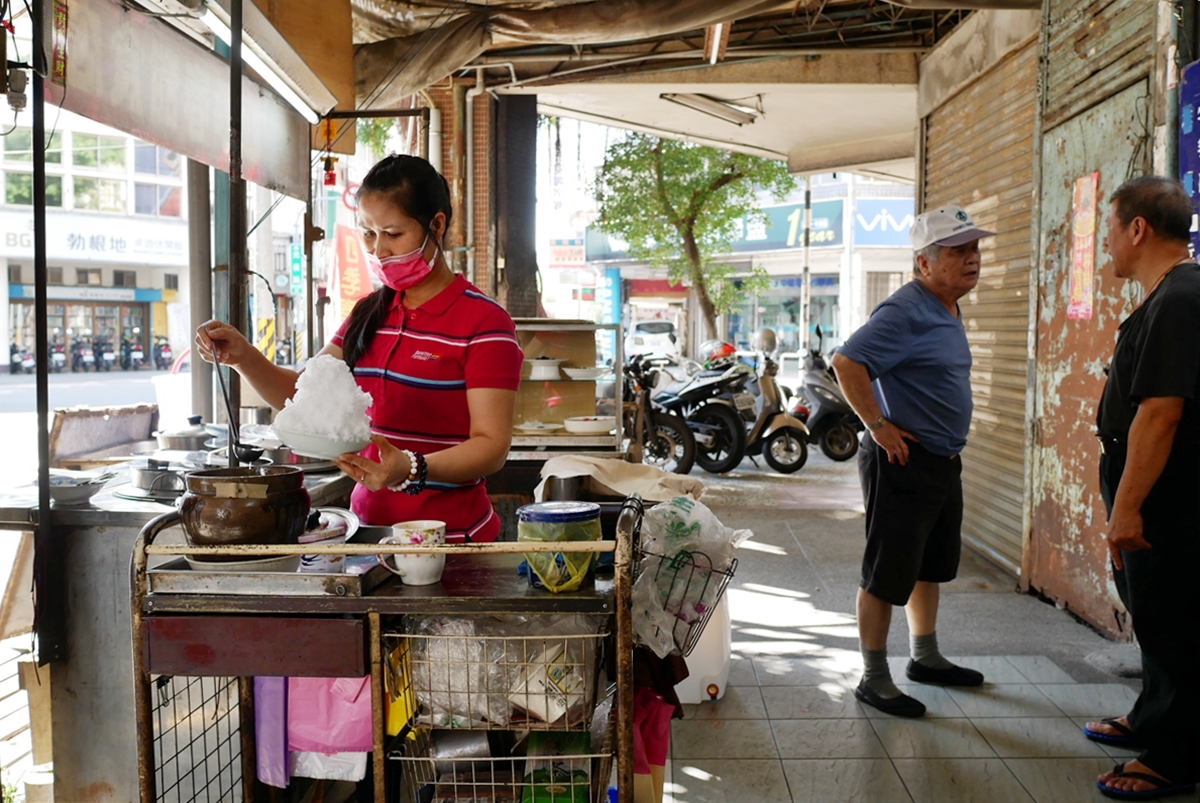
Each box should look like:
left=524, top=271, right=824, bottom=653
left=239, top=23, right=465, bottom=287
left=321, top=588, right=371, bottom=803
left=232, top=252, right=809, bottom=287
left=680, top=230, right=718, bottom=341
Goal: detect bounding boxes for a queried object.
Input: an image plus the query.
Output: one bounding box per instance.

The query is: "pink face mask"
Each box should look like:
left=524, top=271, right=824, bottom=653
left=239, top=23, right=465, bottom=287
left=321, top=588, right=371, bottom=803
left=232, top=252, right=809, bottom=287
left=367, top=232, right=437, bottom=291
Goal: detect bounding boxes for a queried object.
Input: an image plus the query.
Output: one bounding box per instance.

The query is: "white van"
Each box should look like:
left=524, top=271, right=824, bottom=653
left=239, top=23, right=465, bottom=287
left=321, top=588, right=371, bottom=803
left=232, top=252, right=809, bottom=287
left=625, top=320, right=679, bottom=359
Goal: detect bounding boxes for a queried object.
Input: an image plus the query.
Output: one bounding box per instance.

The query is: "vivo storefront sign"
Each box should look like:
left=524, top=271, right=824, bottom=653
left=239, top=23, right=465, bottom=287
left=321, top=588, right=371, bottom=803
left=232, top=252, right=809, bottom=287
left=0, top=210, right=188, bottom=267
left=854, top=199, right=914, bottom=247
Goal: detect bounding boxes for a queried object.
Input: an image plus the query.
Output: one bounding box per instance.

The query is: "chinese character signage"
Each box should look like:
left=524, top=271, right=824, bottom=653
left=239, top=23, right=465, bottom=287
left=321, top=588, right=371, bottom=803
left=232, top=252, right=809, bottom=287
left=290, top=243, right=304, bottom=297
left=0, top=210, right=188, bottom=265
left=1068, top=171, right=1100, bottom=321
left=335, top=225, right=373, bottom=318
left=548, top=238, right=585, bottom=268
left=584, top=200, right=844, bottom=261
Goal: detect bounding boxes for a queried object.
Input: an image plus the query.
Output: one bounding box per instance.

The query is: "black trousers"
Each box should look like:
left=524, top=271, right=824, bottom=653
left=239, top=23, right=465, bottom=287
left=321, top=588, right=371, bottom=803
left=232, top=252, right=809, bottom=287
left=1100, top=448, right=1200, bottom=782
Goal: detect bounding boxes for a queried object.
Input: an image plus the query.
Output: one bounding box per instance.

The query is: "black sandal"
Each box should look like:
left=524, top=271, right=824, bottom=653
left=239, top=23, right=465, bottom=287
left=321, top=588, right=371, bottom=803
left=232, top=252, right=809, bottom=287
left=1084, top=717, right=1140, bottom=749
left=1097, top=763, right=1197, bottom=800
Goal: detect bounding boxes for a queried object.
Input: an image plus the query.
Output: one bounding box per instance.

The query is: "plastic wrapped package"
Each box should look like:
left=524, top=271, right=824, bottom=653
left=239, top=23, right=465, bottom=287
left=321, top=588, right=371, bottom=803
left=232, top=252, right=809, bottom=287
left=254, top=676, right=289, bottom=789
left=633, top=497, right=751, bottom=658
left=407, top=615, right=604, bottom=729
left=409, top=617, right=510, bottom=727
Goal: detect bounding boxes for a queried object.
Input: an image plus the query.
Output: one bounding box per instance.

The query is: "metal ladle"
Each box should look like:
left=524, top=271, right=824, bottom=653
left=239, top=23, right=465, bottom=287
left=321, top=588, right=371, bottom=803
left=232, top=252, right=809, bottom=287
left=213, top=352, right=264, bottom=466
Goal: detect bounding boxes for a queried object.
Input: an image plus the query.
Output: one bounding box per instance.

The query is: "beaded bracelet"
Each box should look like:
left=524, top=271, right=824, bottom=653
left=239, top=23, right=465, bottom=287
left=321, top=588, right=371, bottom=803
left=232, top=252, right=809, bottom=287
left=387, top=449, right=420, bottom=493
left=404, top=451, right=428, bottom=496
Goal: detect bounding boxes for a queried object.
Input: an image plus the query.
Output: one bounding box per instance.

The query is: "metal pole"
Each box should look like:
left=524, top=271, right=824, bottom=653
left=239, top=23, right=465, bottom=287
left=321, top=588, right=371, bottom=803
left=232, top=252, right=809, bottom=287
left=32, top=0, right=61, bottom=664
left=304, top=175, right=315, bottom=361
left=188, top=160, right=214, bottom=422
left=227, top=0, right=244, bottom=467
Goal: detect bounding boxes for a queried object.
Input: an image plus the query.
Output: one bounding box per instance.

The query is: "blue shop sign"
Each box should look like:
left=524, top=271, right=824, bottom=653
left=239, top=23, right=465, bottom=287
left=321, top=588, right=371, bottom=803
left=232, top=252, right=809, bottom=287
left=1179, top=61, right=1200, bottom=254
left=854, top=198, right=914, bottom=247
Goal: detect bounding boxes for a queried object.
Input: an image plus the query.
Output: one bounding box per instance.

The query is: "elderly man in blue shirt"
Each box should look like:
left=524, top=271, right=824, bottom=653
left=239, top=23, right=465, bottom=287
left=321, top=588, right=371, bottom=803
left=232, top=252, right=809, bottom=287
left=832, top=205, right=991, bottom=718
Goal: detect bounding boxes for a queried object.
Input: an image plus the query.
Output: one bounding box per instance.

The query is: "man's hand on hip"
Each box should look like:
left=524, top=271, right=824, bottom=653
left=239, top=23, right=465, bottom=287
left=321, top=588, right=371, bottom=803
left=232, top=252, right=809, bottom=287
left=872, top=422, right=919, bottom=466
left=1105, top=507, right=1152, bottom=571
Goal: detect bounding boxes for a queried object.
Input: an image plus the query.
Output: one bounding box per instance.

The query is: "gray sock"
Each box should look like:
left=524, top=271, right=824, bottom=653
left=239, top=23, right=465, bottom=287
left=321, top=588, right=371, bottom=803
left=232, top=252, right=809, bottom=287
left=911, top=631, right=955, bottom=670
left=860, top=646, right=901, bottom=699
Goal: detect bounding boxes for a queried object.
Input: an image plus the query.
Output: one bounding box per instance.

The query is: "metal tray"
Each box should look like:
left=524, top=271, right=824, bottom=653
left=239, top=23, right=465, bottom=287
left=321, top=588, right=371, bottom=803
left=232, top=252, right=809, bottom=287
left=146, top=525, right=394, bottom=597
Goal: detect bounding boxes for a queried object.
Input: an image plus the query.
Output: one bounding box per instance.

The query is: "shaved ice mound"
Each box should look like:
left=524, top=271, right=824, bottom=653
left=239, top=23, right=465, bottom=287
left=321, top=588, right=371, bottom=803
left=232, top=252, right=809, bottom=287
left=275, top=355, right=373, bottom=441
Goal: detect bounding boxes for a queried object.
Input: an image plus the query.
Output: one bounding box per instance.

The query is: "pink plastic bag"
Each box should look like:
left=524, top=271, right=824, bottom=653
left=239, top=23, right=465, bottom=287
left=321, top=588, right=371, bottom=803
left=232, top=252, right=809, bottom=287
left=287, top=676, right=374, bottom=754
left=632, top=687, right=673, bottom=774
left=255, top=677, right=289, bottom=789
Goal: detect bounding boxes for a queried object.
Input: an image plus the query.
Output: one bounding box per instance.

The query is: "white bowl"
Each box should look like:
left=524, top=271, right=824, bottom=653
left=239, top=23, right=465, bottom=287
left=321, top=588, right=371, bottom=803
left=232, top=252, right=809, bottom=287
left=48, top=482, right=104, bottom=506
left=273, top=427, right=370, bottom=460
left=562, top=367, right=609, bottom=380
left=184, top=555, right=302, bottom=573
left=526, top=358, right=565, bottom=380
left=563, top=416, right=617, bottom=435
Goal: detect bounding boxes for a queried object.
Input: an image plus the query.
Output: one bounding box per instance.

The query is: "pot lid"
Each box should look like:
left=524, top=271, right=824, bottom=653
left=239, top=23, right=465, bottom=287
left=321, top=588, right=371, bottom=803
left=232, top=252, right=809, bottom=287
left=518, top=501, right=601, bottom=524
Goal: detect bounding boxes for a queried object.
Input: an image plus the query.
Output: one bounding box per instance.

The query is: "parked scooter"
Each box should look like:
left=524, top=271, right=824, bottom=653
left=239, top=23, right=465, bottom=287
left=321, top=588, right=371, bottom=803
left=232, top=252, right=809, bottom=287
left=798, top=325, right=864, bottom=461
left=153, top=335, right=173, bottom=371
left=121, top=328, right=146, bottom=370
left=50, top=329, right=67, bottom=373
left=10, top=342, right=34, bottom=374
left=95, top=336, right=116, bottom=371
left=739, top=329, right=810, bottom=473
left=71, top=335, right=95, bottom=372
left=654, top=341, right=752, bottom=474
left=624, top=354, right=696, bottom=474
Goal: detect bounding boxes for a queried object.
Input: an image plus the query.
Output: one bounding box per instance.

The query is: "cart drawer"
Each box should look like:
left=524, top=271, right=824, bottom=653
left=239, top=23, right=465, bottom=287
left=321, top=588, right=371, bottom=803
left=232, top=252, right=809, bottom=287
left=144, top=616, right=366, bottom=677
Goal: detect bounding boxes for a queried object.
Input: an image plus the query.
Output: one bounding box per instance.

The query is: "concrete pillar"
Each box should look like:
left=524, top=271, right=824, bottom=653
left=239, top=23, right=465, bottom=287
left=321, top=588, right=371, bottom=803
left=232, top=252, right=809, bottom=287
left=498, top=95, right=539, bottom=317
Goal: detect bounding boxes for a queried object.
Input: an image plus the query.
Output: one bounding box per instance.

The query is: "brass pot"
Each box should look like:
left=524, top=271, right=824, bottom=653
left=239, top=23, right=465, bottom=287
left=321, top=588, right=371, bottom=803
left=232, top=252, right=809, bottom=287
left=179, top=466, right=310, bottom=562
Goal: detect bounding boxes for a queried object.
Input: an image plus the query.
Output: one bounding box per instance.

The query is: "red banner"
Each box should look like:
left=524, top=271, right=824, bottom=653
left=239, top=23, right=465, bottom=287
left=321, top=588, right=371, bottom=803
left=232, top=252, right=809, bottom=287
left=336, top=225, right=374, bottom=319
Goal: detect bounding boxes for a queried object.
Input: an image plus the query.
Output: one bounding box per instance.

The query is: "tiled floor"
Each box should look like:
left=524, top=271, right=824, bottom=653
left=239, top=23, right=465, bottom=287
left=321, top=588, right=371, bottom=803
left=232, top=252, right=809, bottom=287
left=666, top=654, right=1197, bottom=803
left=663, top=455, right=1182, bottom=802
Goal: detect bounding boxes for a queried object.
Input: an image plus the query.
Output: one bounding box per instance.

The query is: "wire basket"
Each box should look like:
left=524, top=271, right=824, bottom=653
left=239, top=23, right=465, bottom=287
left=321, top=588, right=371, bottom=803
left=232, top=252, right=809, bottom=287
left=624, top=495, right=739, bottom=657
left=386, top=616, right=608, bottom=733
left=389, top=728, right=611, bottom=803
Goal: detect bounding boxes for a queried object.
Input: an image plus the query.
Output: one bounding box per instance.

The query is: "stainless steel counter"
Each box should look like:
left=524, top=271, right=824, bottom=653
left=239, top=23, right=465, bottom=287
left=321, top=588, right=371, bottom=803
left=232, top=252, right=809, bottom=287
left=0, top=469, right=355, bottom=530
left=0, top=467, right=354, bottom=802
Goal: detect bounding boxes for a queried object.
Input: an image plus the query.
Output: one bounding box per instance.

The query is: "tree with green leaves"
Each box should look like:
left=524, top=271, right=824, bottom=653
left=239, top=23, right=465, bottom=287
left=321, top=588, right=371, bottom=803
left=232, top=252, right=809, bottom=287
left=592, top=134, right=796, bottom=341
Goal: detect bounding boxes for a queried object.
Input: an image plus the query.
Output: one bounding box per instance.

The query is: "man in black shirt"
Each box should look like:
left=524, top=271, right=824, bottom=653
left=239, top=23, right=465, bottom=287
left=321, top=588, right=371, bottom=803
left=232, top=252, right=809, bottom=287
left=1091, top=176, right=1200, bottom=799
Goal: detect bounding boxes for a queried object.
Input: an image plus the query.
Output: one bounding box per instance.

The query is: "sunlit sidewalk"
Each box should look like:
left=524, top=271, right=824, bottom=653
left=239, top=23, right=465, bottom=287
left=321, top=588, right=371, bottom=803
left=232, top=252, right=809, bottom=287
left=671, top=456, right=1171, bottom=803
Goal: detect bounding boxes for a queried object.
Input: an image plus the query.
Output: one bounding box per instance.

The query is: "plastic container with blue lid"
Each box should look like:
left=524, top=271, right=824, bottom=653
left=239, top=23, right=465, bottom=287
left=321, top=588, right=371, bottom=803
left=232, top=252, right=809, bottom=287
left=518, top=501, right=601, bottom=524
left=518, top=502, right=602, bottom=592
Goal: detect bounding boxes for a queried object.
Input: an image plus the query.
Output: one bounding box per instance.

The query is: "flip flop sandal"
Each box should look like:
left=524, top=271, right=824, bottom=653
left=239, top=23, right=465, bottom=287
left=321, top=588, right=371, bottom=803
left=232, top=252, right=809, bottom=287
left=1084, top=717, right=1141, bottom=749
left=1097, top=764, right=1198, bottom=800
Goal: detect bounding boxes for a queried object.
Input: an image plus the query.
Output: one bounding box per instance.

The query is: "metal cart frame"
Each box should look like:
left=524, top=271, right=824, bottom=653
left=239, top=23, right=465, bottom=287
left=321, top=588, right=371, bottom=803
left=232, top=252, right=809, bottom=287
left=130, top=507, right=637, bottom=802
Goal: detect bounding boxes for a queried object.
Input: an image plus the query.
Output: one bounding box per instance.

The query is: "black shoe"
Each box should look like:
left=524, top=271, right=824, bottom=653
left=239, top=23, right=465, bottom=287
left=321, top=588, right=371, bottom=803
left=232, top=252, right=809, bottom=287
left=854, top=681, right=926, bottom=717
left=905, top=659, right=984, bottom=687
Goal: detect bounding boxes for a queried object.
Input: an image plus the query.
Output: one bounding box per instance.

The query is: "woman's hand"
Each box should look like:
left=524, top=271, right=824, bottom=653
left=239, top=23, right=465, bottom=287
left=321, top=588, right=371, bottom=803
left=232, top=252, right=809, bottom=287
left=334, top=435, right=412, bottom=492
left=195, top=320, right=253, bottom=368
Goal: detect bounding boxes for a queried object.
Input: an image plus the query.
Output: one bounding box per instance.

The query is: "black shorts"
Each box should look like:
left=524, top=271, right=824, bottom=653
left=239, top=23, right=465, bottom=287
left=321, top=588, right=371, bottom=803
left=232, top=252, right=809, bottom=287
left=858, top=436, right=963, bottom=606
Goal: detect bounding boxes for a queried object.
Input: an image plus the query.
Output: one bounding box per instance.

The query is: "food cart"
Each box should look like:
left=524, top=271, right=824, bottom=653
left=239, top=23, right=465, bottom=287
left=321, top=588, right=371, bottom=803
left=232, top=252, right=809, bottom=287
left=129, top=499, right=638, bottom=801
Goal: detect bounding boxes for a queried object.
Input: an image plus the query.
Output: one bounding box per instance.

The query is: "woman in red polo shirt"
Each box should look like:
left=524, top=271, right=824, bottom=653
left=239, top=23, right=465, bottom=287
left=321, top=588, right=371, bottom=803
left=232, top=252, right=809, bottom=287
left=195, top=155, right=523, bottom=542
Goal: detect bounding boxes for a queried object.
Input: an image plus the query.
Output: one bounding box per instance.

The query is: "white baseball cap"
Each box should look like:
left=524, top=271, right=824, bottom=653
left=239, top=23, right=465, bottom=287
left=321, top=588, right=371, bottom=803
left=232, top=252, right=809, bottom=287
left=909, top=205, right=995, bottom=250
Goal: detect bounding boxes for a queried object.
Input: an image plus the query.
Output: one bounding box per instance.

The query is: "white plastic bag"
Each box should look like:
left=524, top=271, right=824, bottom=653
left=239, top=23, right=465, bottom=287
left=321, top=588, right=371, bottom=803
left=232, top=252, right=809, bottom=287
left=633, top=497, right=751, bottom=658
left=290, top=751, right=368, bottom=781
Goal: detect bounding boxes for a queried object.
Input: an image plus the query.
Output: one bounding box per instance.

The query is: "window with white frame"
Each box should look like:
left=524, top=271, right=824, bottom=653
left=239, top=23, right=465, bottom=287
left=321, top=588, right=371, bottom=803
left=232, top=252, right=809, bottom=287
left=865, top=271, right=904, bottom=313
left=133, top=140, right=183, bottom=217
left=3, top=129, right=65, bottom=207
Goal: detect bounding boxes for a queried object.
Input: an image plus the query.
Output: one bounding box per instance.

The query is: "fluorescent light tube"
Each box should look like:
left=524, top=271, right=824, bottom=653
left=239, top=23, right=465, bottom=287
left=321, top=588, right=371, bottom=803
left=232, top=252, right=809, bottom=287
left=201, top=9, right=320, bottom=125
left=661, top=93, right=757, bottom=126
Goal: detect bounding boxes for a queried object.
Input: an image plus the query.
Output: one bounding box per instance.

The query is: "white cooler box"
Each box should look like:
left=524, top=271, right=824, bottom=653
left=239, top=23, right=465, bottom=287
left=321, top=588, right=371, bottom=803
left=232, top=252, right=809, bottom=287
left=672, top=595, right=732, bottom=704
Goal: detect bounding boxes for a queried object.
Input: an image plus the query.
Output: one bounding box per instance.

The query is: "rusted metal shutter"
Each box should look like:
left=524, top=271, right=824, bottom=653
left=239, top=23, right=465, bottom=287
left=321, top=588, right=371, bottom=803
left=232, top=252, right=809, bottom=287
left=923, top=39, right=1038, bottom=574
left=1043, top=0, right=1156, bottom=130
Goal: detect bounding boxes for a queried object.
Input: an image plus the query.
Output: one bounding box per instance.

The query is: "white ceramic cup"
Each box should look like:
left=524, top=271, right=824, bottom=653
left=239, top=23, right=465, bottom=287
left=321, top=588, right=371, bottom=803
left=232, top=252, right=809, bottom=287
left=378, top=520, right=447, bottom=585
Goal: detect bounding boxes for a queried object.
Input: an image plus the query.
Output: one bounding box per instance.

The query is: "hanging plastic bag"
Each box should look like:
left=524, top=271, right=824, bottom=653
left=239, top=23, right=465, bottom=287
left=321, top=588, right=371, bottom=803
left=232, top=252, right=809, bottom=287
left=287, top=676, right=373, bottom=754
left=290, top=751, right=368, bottom=782
left=254, top=676, right=289, bottom=789
left=632, top=687, right=674, bottom=803
left=634, top=497, right=751, bottom=657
